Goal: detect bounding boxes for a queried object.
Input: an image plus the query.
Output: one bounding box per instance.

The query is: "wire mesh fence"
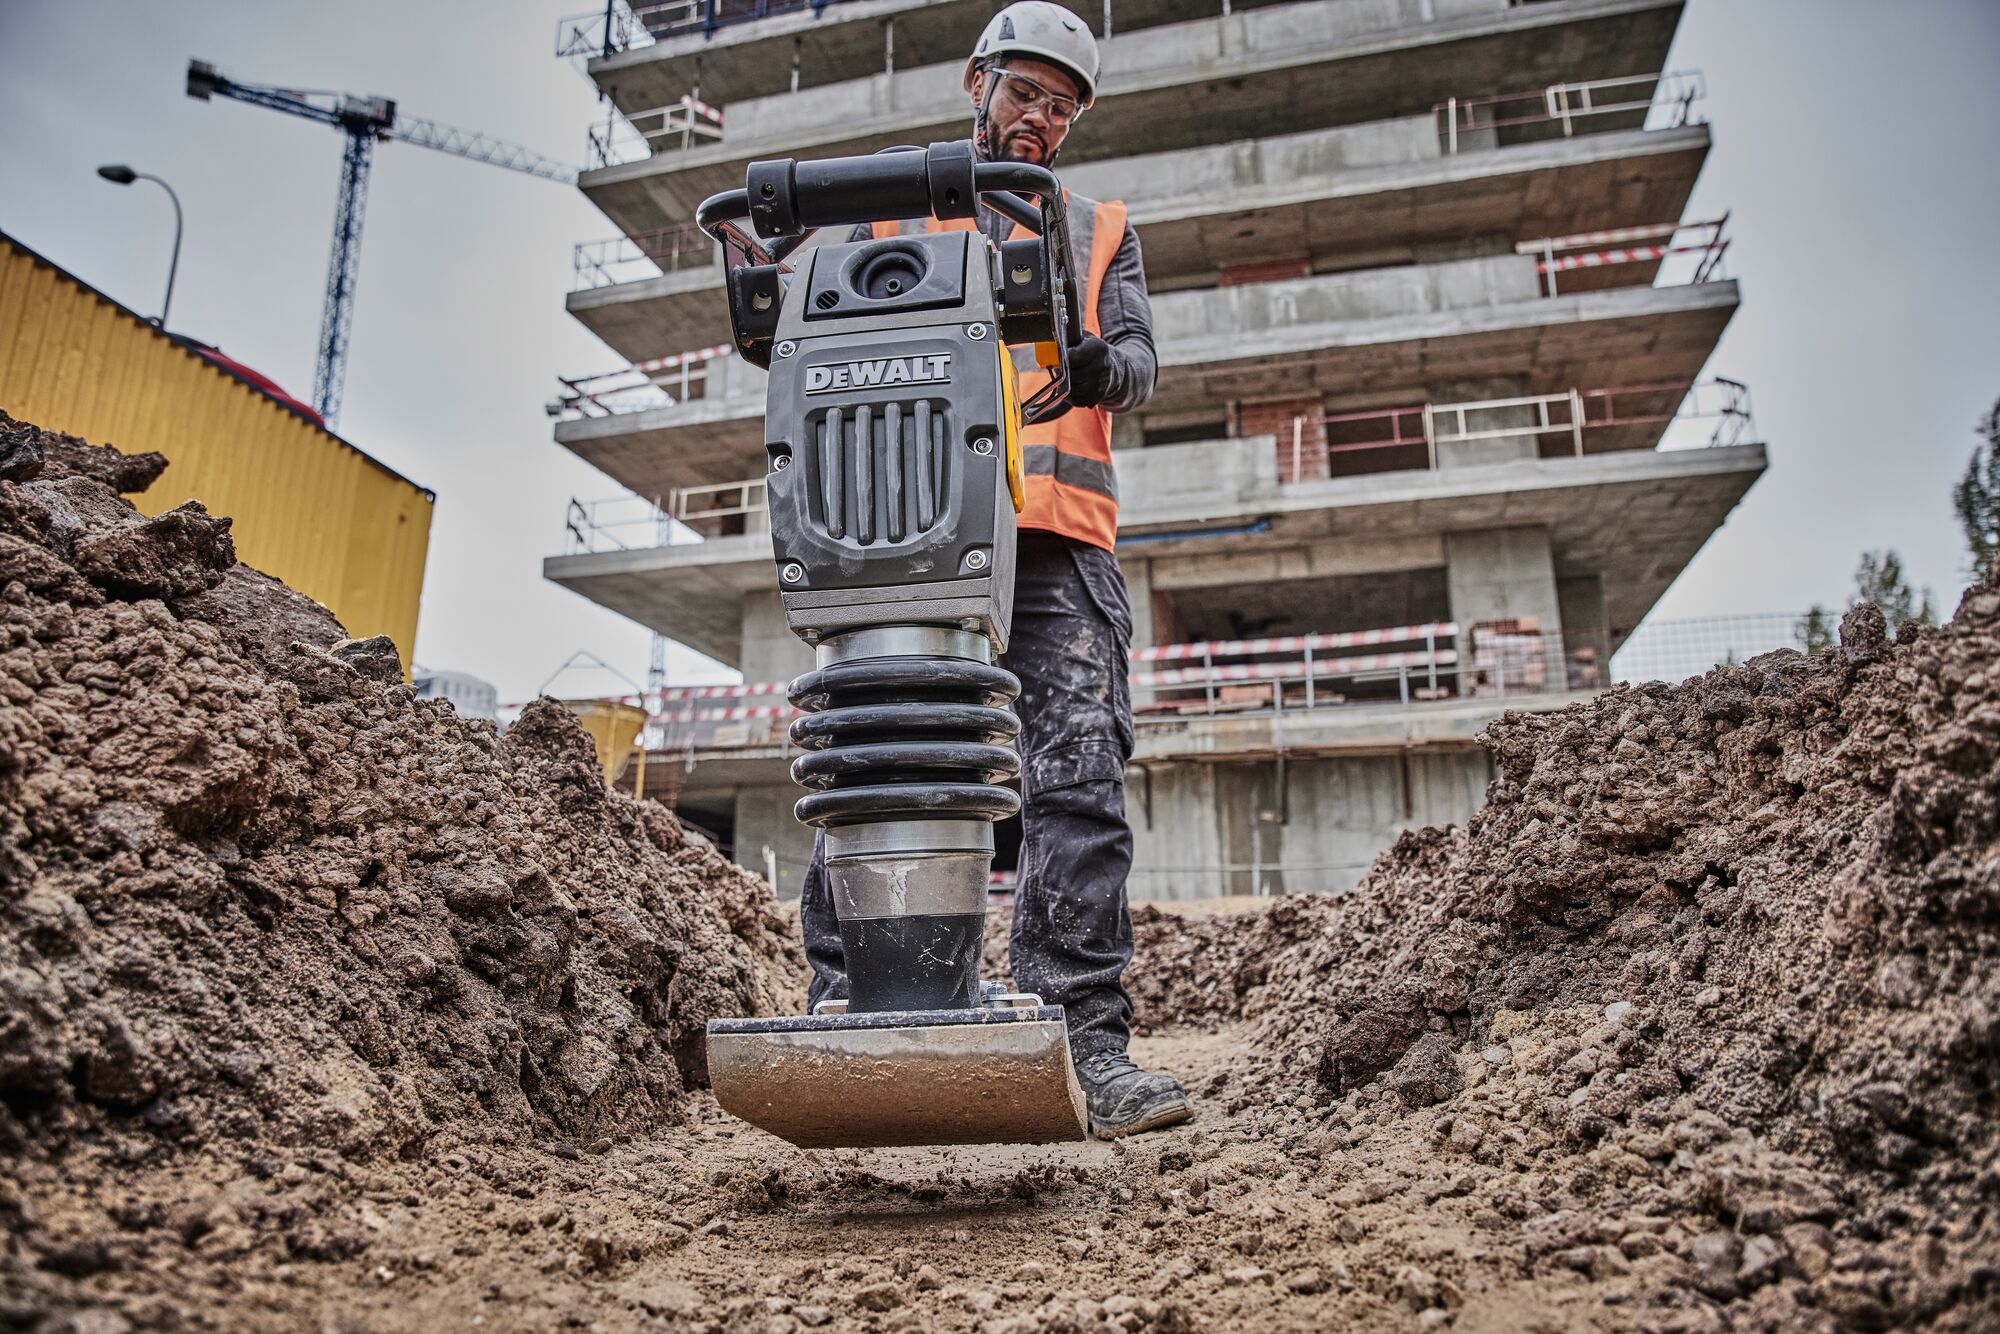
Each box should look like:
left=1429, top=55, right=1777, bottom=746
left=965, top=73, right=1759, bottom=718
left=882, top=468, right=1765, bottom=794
left=1610, top=613, right=1813, bottom=685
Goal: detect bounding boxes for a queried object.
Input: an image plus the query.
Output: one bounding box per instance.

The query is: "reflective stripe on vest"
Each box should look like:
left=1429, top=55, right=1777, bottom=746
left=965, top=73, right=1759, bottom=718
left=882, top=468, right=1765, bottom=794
left=870, top=190, right=1127, bottom=550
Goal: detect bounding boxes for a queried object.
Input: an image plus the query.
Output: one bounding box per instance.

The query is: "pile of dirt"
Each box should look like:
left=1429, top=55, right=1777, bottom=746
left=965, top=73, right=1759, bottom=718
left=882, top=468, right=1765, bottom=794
left=1122, top=897, right=1338, bottom=1037
left=1130, top=585, right=2000, bottom=1328
left=1, top=412, right=801, bottom=1319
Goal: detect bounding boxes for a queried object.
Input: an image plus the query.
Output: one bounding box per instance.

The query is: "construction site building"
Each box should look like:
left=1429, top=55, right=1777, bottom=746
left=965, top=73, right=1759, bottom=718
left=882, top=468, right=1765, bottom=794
left=543, top=0, right=1765, bottom=898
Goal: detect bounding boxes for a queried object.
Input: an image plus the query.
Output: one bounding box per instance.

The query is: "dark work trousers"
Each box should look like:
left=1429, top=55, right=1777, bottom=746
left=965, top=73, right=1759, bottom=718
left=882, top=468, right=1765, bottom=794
left=799, top=531, right=1139, bottom=1061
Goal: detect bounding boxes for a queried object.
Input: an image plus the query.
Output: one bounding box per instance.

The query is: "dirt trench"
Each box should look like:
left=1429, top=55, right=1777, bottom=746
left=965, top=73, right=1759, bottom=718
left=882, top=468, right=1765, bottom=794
left=5, top=410, right=2000, bottom=1332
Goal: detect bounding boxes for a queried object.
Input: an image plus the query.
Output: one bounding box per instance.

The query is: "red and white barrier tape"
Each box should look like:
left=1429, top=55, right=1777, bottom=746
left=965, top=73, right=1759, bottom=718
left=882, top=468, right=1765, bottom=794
left=559, top=343, right=733, bottom=397
left=660, top=704, right=796, bottom=723
left=1536, top=240, right=1730, bottom=274
left=1519, top=221, right=1682, bottom=252
left=629, top=342, right=733, bottom=376
left=654, top=681, right=789, bottom=702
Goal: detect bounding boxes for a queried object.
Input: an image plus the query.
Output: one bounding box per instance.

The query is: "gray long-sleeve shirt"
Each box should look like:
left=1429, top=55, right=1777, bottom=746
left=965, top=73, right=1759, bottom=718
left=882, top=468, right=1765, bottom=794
left=846, top=202, right=1157, bottom=415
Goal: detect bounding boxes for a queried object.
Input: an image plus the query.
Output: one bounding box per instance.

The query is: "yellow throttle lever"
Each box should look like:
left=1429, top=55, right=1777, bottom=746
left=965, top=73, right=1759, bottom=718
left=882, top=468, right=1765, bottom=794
left=998, top=344, right=1026, bottom=513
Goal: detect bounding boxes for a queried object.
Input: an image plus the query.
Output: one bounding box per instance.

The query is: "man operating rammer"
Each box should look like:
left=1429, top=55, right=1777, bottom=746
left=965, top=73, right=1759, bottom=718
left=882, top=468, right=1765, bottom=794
left=796, top=1, right=1190, bottom=1138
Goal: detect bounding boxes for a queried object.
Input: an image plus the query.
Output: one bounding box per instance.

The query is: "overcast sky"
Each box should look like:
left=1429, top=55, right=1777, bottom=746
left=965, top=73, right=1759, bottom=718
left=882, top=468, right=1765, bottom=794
left=2, top=0, right=1996, bottom=704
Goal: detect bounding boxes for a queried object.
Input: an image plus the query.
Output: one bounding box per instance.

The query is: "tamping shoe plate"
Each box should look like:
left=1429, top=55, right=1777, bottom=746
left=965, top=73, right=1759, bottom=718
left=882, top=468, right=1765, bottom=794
left=706, top=1006, right=1088, bottom=1149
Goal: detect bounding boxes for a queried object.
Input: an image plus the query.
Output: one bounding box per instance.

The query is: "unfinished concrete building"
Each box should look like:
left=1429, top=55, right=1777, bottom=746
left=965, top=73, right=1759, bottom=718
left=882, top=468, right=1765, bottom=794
left=544, top=0, right=1764, bottom=898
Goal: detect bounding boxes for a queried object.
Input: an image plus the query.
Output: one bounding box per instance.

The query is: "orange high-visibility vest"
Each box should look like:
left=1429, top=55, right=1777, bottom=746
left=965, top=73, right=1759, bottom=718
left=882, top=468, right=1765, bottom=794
left=872, top=191, right=1127, bottom=551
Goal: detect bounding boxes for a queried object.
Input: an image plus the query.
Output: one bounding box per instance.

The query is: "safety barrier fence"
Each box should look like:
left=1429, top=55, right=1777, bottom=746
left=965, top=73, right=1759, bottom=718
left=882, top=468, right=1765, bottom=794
left=572, top=221, right=716, bottom=291
left=548, top=342, right=732, bottom=419
left=1435, top=70, right=1705, bottom=154
left=559, top=0, right=1267, bottom=64
left=584, top=94, right=723, bottom=170
left=671, top=477, right=768, bottom=526
left=509, top=613, right=1821, bottom=754
left=564, top=620, right=1605, bottom=754
left=557, top=0, right=853, bottom=61
left=1609, top=612, right=1820, bottom=685
left=562, top=494, right=675, bottom=555
left=556, top=482, right=774, bottom=553
left=1283, top=378, right=1755, bottom=483
left=1129, top=625, right=1457, bottom=716
left=1516, top=215, right=1729, bottom=298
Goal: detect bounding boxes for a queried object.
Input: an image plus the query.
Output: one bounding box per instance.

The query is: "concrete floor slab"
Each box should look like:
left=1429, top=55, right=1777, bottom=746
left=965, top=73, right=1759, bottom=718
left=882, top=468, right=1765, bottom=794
left=556, top=277, right=1737, bottom=500
left=588, top=0, right=1298, bottom=114
left=579, top=0, right=1683, bottom=236
left=567, top=124, right=1710, bottom=364
left=543, top=441, right=1763, bottom=665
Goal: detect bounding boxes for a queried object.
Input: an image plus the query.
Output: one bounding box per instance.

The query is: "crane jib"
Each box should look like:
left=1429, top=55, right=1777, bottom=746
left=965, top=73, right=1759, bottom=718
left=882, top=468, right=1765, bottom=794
left=184, top=57, right=577, bottom=425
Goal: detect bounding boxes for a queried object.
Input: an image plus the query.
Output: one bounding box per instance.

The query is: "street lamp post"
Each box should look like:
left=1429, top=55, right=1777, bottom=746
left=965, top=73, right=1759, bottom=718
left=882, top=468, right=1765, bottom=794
left=96, top=164, right=183, bottom=329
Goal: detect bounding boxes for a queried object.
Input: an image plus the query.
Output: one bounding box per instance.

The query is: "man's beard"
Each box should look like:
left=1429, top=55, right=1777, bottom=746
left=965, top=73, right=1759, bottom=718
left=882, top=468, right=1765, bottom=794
left=1000, top=126, right=1049, bottom=163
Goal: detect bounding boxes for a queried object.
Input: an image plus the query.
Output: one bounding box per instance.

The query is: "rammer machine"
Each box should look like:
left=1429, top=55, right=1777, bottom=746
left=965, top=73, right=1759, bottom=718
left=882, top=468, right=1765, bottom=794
left=696, top=140, right=1093, bottom=1149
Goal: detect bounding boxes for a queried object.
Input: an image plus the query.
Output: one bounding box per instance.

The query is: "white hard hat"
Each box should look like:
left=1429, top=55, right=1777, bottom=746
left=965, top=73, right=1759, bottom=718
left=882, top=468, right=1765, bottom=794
left=965, top=2, right=1100, bottom=108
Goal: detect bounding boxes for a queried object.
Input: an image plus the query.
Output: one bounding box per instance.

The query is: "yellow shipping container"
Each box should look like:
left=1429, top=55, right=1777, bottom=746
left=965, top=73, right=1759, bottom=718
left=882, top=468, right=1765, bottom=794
left=0, top=230, right=433, bottom=666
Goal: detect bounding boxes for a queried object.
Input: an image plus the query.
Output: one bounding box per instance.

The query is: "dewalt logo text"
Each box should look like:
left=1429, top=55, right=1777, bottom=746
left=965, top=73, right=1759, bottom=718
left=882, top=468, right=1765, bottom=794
left=804, top=354, right=952, bottom=394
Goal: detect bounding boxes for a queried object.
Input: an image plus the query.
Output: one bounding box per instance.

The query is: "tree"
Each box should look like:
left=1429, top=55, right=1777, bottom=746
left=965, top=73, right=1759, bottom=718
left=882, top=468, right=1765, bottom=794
left=1956, top=397, right=2000, bottom=581
left=1797, top=605, right=1836, bottom=655
left=1853, top=550, right=1934, bottom=633
left=1798, top=549, right=1934, bottom=654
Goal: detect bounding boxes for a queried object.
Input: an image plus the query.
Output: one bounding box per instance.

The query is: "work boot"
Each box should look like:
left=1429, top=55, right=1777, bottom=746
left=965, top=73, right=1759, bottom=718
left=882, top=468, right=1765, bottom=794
left=1075, top=1051, right=1192, bottom=1138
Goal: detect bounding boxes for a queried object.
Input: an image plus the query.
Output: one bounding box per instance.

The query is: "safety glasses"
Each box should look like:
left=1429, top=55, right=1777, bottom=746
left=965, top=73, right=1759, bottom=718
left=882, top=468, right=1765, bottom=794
left=991, top=69, right=1084, bottom=127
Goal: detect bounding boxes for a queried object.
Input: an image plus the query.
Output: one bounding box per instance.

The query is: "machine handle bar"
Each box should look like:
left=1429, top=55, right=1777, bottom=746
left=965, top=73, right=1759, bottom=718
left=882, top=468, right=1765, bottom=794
left=695, top=142, right=1085, bottom=418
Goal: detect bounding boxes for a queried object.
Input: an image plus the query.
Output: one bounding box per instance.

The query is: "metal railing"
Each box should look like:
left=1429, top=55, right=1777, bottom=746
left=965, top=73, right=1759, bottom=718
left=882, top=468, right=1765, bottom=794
left=631, top=620, right=1615, bottom=757
left=552, top=376, right=1753, bottom=527
left=557, top=0, right=854, bottom=61
left=1436, top=70, right=1706, bottom=154
left=670, top=477, right=767, bottom=525
left=1131, top=625, right=1460, bottom=717
left=517, top=617, right=1619, bottom=764
left=558, top=0, right=1258, bottom=63
left=1517, top=216, right=1730, bottom=298
left=585, top=95, right=724, bottom=170
left=573, top=222, right=716, bottom=291
left=561, top=481, right=770, bottom=553
left=562, top=494, right=674, bottom=555
left=549, top=343, right=733, bottom=418
left=1286, top=378, right=1755, bottom=482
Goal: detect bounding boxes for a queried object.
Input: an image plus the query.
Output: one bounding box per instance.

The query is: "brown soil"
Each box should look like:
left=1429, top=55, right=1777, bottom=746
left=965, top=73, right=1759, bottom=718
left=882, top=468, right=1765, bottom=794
left=5, top=410, right=1998, bottom=1332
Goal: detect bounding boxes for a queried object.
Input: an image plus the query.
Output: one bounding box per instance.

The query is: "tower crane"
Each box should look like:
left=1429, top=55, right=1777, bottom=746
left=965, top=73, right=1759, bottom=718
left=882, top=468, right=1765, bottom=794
left=186, top=59, right=577, bottom=427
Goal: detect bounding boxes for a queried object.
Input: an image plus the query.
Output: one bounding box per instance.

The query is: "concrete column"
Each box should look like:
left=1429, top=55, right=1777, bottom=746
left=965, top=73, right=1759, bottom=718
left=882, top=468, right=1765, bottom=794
left=733, top=784, right=816, bottom=898
left=739, top=590, right=814, bottom=684
left=1111, top=413, right=1145, bottom=451
left=1429, top=375, right=1540, bottom=470
left=1118, top=553, right=1155, bottom=650
left=1118, top=553, right=1155, bottom=713
left=1557, top=574, right=1609, bottom=692
left=1445, top=525, right=1565, bottom=696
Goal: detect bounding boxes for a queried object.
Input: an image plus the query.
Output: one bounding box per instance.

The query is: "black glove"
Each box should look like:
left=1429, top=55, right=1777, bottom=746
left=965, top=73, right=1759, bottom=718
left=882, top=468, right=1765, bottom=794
left=1063, top=333, right=1117, bottom=409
